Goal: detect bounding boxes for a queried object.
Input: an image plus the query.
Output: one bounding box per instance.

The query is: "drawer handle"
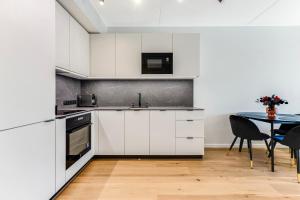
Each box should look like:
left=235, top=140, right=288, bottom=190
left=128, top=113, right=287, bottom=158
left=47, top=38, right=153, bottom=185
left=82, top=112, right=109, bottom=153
left=187, top=120, right=194, bottom=122
left=186, top=137, right=194, bottom=140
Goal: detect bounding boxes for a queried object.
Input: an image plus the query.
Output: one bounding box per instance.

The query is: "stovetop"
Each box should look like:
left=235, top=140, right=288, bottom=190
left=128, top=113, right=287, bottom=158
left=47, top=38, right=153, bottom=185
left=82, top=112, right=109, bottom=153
left=56, top=109, right=85, bottom=116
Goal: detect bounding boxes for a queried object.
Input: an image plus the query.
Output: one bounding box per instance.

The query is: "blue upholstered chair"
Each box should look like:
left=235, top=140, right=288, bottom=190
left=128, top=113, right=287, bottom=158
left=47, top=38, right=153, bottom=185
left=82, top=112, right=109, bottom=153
left=273, top=125, right=300, bottom=183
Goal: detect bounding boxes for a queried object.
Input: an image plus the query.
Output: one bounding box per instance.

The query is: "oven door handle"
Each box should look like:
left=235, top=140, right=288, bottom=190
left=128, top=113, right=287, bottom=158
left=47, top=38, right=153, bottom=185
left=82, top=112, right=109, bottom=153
left=67, top=123, right=93, bottom=134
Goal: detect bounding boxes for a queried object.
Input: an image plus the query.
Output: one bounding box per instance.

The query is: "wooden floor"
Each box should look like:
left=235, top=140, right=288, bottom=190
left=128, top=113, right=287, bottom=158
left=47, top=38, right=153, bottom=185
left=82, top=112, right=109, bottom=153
left=57, top=148, right=300, bottom=200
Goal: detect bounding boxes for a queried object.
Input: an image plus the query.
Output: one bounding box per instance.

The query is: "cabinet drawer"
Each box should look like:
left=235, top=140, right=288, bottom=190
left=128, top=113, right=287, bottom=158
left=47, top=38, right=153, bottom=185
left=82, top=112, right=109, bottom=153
left=176, top=138, right=204, bottom=155
left=176, top=120, right=204, bottom=138
left=176, top=111, right=204, bottom=120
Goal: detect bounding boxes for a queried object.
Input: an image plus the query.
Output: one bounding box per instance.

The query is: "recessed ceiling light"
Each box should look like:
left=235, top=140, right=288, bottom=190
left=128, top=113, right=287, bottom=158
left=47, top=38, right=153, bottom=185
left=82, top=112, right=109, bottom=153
left=99, top=0, right=104, bottom=6
left=178, top=0, right=184, bottom=3
left=133, top=0, right=142, bottom=5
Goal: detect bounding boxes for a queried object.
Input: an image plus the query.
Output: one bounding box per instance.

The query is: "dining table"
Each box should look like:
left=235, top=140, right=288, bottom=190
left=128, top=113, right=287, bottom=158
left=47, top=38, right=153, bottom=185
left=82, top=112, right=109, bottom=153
left=236, top=112, right=300, bottom=172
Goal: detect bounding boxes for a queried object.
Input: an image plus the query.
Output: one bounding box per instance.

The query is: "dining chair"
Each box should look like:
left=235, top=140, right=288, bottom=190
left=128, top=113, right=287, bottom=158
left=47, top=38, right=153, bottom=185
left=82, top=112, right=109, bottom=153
left=229, top=115, right=271, bottom=168
left=273, top=125, right=300, bottom=183
left=272, top=115, right=300, bottom=165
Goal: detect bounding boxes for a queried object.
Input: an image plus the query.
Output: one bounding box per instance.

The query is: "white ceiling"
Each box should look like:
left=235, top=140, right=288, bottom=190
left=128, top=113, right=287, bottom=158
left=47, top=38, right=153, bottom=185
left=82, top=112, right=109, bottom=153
left=90, top=0, right=300, bottom=27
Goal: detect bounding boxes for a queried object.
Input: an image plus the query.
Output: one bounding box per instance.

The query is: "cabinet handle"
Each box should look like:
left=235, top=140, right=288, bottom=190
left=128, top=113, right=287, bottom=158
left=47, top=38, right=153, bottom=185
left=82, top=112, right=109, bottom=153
left=187, top=120, right=194, bottom=122
left=186, top=137, right=194, bottom=140
left=159, top=110, right=166, bottom=111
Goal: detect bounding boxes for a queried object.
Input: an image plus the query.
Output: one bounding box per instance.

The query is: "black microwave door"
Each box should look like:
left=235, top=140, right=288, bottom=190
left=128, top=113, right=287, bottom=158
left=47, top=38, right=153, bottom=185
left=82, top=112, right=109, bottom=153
left=142, top=53, right=173, bottom=74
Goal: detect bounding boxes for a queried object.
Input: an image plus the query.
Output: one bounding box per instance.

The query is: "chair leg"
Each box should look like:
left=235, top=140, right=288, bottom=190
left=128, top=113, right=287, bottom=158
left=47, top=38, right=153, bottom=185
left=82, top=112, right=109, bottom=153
left=291, top=148, right=296, bottom=167
left=239, top=138, right=244, bottom=152
left=229, top=136, right=238, bottom=151
left=264, top=139, right=271, bottom=154
left=247, top=140, right=253, bottom=169
left=268, top=141, right=277, bottom=158
left=295, top=149, right=300, bottom=183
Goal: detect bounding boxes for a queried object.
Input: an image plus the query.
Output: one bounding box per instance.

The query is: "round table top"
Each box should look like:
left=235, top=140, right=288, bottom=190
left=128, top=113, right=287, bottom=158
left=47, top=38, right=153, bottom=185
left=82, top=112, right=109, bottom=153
left=237, top=112, right=300, bottom=124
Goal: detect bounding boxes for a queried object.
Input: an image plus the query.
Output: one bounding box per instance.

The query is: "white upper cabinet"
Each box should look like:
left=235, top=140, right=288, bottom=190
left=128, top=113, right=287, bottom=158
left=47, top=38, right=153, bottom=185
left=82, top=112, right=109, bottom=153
left=70, top=17, right=90, bottom=76
left=173, top=33, right=200, bottom=77
left=0, top=0, right=55, bottom=130
left=150, top=111, right=176, bottom=155
left=116, top=33, right=142, bottom=77
left=89, top=33, right=199, bottom=79
left=98, top=111, right=125, bottom=155
left=142, top=33, right=173, bottom=52
left=90, top=33, right=116, bottom=77
left=55, top=3, right=90, bottom=76
left=55, top=2, right=70, bottom=70
left=125, top=111, right=150, bottom=155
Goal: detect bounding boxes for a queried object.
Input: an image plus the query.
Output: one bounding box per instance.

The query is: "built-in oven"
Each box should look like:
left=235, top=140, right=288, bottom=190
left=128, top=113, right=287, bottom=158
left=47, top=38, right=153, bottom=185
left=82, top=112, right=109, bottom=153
left=142, top=53, right=173, bottom=74
left=66, top=113, right=92, bottom=169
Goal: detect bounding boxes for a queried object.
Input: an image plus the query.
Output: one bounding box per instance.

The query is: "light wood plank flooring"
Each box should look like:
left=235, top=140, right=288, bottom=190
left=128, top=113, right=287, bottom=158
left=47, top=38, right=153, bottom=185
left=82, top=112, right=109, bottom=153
left=57, top=148, right=300, bottom=200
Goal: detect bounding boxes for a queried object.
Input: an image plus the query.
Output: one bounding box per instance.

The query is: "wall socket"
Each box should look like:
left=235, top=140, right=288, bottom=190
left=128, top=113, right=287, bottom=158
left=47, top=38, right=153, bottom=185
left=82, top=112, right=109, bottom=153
left=63, top=100, right=77, bottom=106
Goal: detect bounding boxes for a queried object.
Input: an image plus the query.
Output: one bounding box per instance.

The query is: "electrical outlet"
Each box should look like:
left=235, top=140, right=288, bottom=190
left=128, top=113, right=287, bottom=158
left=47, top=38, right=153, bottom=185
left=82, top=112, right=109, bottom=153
left=63, top=100, right=77, bottom=106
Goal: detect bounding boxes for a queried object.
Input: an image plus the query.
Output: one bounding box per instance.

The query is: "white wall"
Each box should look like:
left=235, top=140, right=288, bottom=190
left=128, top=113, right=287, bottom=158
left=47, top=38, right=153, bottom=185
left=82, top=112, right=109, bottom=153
left=194, top=27, right=300, bottom=147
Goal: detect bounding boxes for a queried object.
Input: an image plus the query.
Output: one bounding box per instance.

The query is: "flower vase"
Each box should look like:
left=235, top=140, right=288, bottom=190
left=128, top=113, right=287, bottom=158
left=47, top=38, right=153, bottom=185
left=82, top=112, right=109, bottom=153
left=266, top=106, right=277, bottom=119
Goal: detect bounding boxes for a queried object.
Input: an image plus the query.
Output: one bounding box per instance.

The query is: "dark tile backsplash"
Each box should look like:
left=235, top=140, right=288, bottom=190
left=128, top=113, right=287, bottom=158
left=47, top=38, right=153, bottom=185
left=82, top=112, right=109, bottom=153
left=56, top=75, right=193, bottom=108
left=81, top=80, right=193, bottom=107
left=56, top=75, right=81, bottom=108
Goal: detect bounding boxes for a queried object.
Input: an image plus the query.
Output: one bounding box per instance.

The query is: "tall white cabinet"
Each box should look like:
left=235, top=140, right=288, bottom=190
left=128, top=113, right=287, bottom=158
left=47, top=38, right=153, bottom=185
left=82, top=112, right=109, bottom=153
left=55, top=2, right=90, bottom=76
left=0, top=0, right=55, bottom=131
left=0, top=121, right=55, bottom=200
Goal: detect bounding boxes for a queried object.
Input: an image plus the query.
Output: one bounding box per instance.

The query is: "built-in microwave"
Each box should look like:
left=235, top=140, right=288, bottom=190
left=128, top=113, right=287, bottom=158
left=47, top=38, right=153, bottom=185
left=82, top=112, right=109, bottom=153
left=142, top=53, right=173, bottom=74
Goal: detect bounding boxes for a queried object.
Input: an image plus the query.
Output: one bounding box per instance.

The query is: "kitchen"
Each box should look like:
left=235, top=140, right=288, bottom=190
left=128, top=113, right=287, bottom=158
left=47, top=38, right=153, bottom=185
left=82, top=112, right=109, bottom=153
left=1, top=0, right=300, bottom=200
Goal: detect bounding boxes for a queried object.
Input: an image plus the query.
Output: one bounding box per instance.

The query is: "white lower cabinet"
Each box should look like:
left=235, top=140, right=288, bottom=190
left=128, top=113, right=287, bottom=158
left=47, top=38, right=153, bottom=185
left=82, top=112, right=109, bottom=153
left=125, top=111, right=150, bottom=155
left=96, top=110, right=204, bottom=156
left=176, top=138, right=204, bottom=155
left=175, top=111, right=205, bottom=156
left=150, top=111, right=176, bottom=155
left=0, top=122, right=55, bottom=200
left=98, top=111, right=125, bottom=155
left=176, top=120, right=204, bottom=138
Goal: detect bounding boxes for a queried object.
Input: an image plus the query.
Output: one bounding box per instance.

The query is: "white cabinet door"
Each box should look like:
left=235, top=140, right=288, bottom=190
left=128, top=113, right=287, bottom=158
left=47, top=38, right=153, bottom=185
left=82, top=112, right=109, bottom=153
left=176, top=120, right=204, bottom=138
left=176, top=138, right=204, bottom=155
left=55, top=118, right=66, bottom=192
left=90, top=33, right=116, bottom=77
left=116, top=33, right=141, bottom=77
left=92, top=111, right=99, bottom=155
left=173, top=33, right=200, bottom=77
left=55, top=2, right=70, bottom=70
left=0, top=122, right=55, bottom=200
left=125, top=111, right=150, bottom=155
left=142, top=33, right=173, bottom=52
left=0, top=0, right=55, bottom=130
left=150, top=111, right=176, bottom=155
left=98, top=111, right=125, bottom=155
left=70, top=17, right=90, bottom=76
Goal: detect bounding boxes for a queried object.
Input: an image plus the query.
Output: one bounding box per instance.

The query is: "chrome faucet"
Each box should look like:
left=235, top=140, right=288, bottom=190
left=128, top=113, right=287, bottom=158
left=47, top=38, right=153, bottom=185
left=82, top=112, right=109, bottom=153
left=138, top=92, right=142, bottom=107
